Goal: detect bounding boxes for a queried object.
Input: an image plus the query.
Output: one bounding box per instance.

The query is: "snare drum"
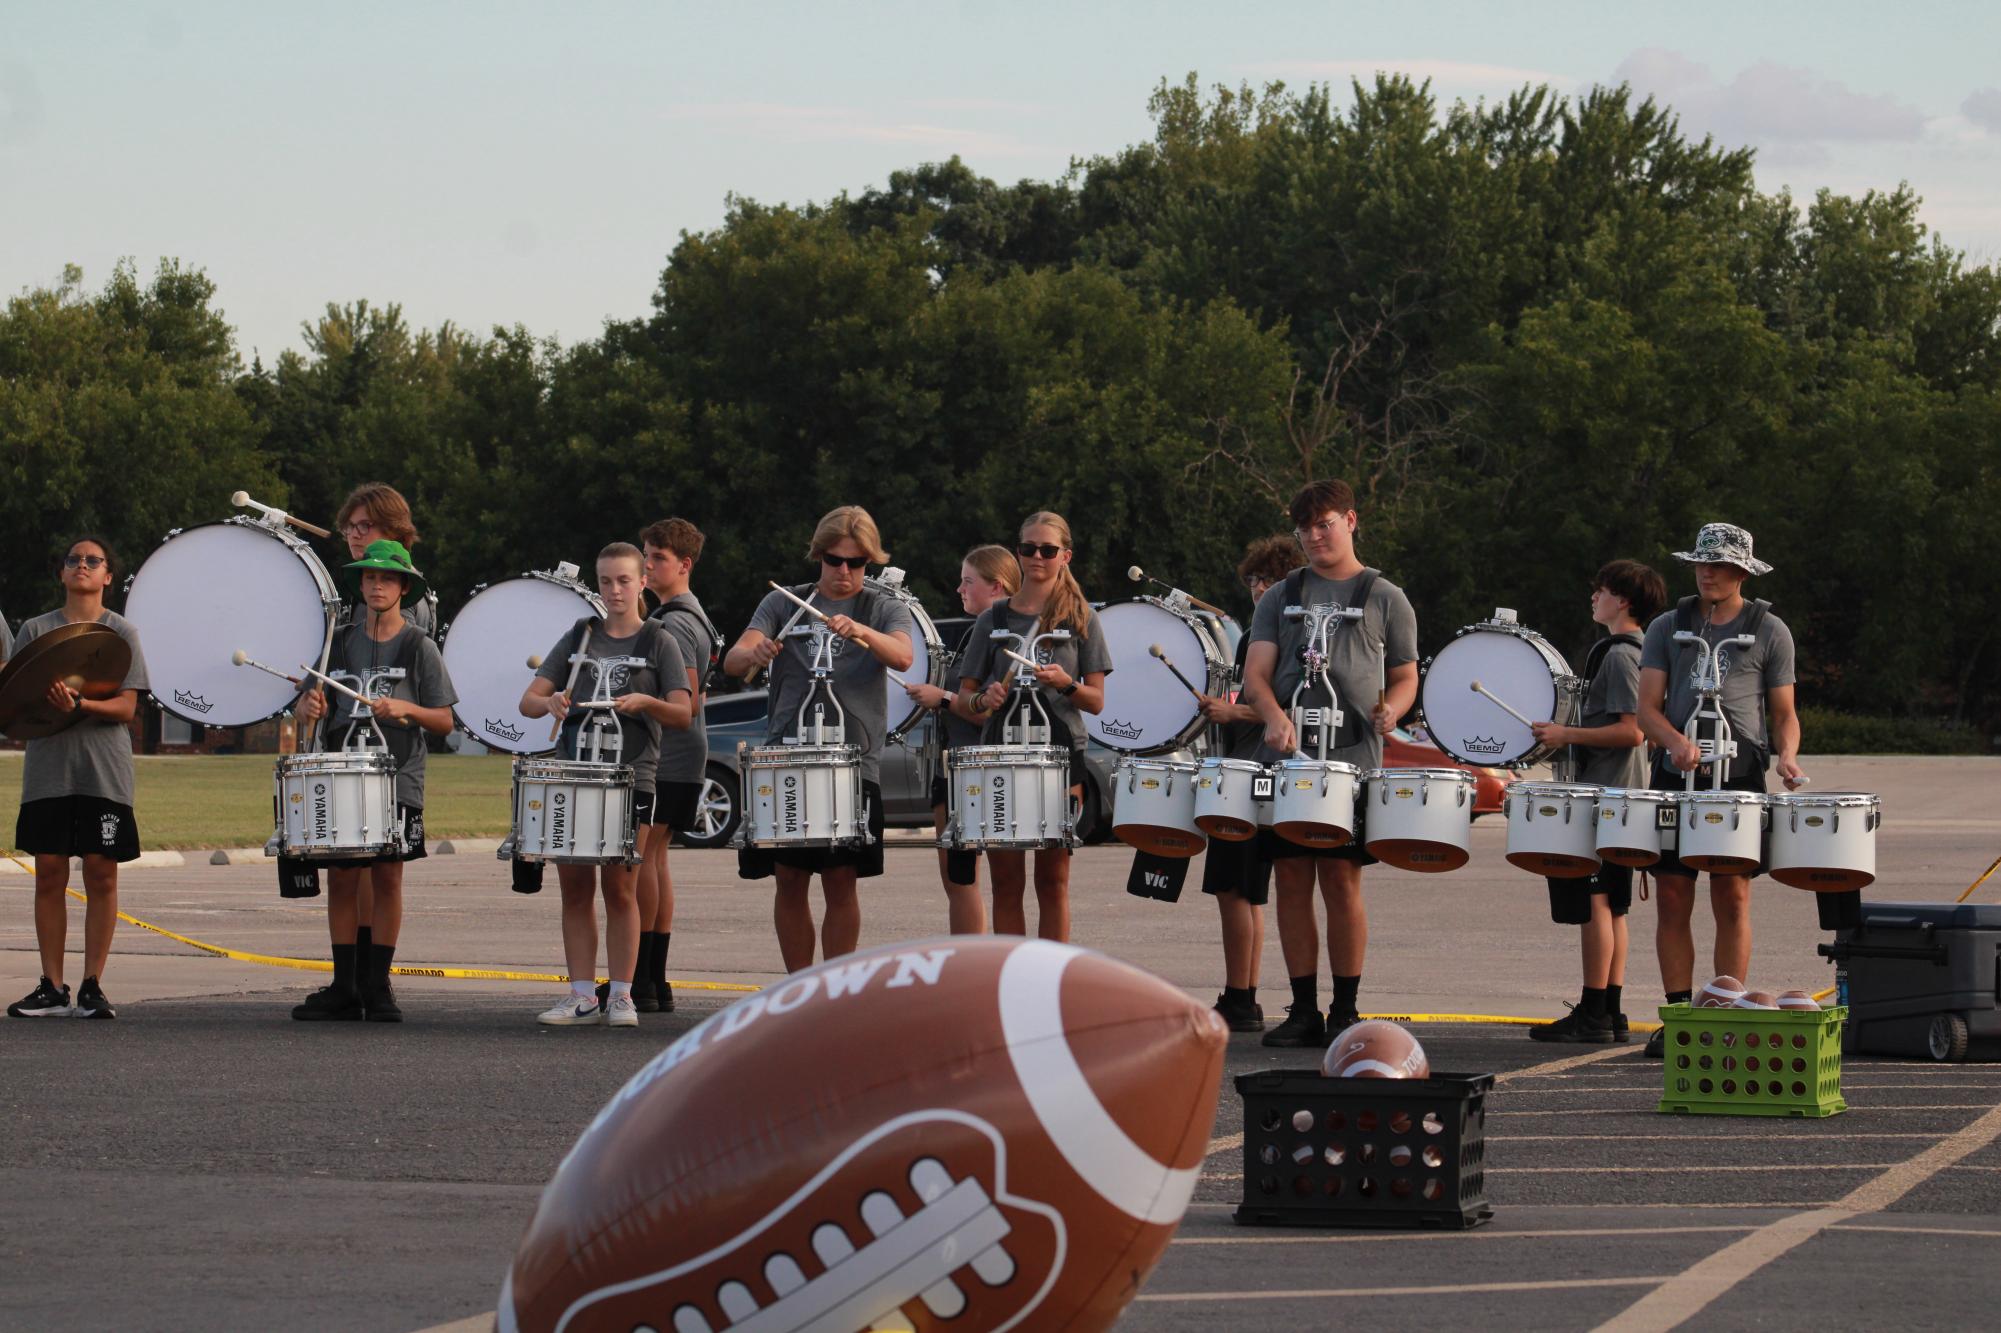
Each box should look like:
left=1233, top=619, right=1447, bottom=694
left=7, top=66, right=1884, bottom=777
left=127, top=518, right=340, bottom=727
left=1417, top=613, right=1581, bottom=768
left=1111, top=757, right=1205, bottom=858
left=945, top=744, right=1075, bottom=849
left=1269, top=758, right=1362, bottom=849
left=1504, top=782, right=1601, bottom=878
left=1363, top=768, right=1477, bottom=872
left=443, top=570, right=606, bottom=755
left=1767, top=793, right=1879, bottom=892
left=1193, top=757, right=1268, bottom=842
left=1594, top=787, right=1673, bottom=867
left=275, top=750, right=400, bottom=859
left=1087, top=598, right=1228, bottom=755
left=741, top=743, right=866, bottom=848
left=1675, top=790, right=1767, bottom=875
left=511, top=758, right=637, bottom=864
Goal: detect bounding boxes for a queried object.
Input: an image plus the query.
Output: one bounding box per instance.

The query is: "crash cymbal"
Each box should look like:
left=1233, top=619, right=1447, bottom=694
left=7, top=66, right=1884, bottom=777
left=0, top=622, right=133, bottom=740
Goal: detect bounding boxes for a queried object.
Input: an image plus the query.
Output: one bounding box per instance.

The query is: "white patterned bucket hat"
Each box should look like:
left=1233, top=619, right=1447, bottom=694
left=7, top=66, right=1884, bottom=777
left=1673, top=523, right=1772, bottom=576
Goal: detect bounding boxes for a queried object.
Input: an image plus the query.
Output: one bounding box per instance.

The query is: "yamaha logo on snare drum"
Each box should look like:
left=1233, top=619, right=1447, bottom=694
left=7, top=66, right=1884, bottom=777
left=782, top=773, right=801, bottom=833
left=482, top=718, right=526, bottom=743
left=1461, top=735, right=1505, bottom=755
left=1100, top=718, right=1145, bottom=741
left=312, top=782, right=330, bottom=840
left=173, top=689, right=214, bottom=715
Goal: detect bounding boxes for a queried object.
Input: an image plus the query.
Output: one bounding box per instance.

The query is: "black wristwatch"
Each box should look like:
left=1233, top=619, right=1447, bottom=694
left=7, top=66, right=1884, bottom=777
left=1059, top=681, right=1079, bottom=698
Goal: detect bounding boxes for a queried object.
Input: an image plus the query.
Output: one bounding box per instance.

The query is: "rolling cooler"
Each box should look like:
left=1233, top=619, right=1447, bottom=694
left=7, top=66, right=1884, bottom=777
left=1817, top=900, right=2001, bottom=1062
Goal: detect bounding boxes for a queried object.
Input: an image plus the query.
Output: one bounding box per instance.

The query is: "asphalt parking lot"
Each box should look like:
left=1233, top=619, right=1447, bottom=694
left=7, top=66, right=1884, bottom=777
left=3, top=755, right=1997, bottom=1331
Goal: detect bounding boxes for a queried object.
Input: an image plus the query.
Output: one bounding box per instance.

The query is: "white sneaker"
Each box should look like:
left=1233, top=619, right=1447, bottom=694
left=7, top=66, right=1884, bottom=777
left=537, top=995, right=602, bottom=1026
left=605, top=993, right=639, bottom=1028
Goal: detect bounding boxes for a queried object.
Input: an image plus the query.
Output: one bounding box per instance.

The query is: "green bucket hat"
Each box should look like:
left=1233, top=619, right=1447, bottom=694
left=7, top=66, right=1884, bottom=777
left=345, top=539, right=428, bottom=605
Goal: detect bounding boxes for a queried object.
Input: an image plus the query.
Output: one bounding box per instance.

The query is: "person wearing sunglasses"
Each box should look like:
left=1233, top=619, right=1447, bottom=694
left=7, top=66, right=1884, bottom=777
left=1242, top=480, right=1420, bottom=1048
left=724, top=506, right=917, bottom=971
left=8, top=536, right=151, bottom=1021
left=956, top=512, right=1113, bottom=943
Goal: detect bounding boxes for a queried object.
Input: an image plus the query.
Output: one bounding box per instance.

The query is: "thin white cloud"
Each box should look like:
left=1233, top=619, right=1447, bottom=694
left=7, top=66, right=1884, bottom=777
left=1241, top=58, right=1572, bottom=90
left=1612, top=49, right=1925, bottom=146
left=1962, top=87, right=2001, bottom=134
left=669, top=101, right=1048, bottom=159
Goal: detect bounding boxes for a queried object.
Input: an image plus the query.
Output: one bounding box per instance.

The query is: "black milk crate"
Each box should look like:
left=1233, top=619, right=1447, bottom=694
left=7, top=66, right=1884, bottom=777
left=1233, top=1069, right=1494, bottom=1230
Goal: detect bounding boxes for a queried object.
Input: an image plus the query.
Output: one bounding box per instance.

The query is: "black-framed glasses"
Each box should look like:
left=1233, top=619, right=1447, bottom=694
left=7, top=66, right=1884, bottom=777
left=821, top=553, right=869, bottom=570
left=1243, top=574, right=1272, bottom=592
left=340, top=519, right=376, bottom=538
left=63, top=554, right=107, bottom=570
left=1015, top=542, right=1065, bottom=560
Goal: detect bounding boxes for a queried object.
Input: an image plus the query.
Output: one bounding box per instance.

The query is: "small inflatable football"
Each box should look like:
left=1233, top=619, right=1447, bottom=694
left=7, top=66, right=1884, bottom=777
left=1734, top=990, right=1779, bottom=1010
left=496, top=937, right=1228, bottom=1333
left=1695, top=975, right=1746, bottom=1008
left=1777, top=989, right=1822, bottom=1011
left=1321, top=1019, right=1430, bottom=1080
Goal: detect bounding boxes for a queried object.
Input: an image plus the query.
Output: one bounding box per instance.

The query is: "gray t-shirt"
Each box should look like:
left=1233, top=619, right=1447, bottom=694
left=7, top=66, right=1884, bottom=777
left=646, top=595, right=713, bottom=785
left=1641, top=602, right=1797, bottom=757
left=960, top=602, right=1115, bottom=751
left=1573, top=639, right=1646, bottom=788
left=0, top=612, right=13, bottom=662
left=748, top=586, right=915, bottom=784
left=535, top=621, right=689, bottom=794
left=15, top=609, right=150, bottom=807
left=938, top=623, right=986, bottom=751
left=1248, top=568, right=1418, bottom=770
left=318, top=623, right=457, bottom=809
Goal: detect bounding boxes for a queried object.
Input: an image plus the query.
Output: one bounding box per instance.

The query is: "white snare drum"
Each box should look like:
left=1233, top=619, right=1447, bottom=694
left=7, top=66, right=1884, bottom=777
left=1194, top=757, right=1268, bottom=842
left=945, top=744, right=1075, bottom=849
left=741, top=743, right=866, bottom=848
left=1088, top=598, right=1227, bottom=755
left=1675, top=790, right=1768, bottom=875
left=1364, top=768, right=1477, bottom=872
left=511, top=758, right=636, bottom=864
left=1111, top=757, right=1205, bottom=858
left=1504, top=782, right=1601, bottom=878
left=869, top=572, right=945, bottom=738
left=127, top=518, right=340, bottom=727
left=1767, top=793, right=1879, bottom=892
left=1595, top=787, right=1673, bottom=868
left=275, top=750, right=400, bottom=859
left=1270, top=758, right=1362, bottom=850
left=443, top=569, right=606, bottom=754
left=1417, top=613, right=1580, bottom=768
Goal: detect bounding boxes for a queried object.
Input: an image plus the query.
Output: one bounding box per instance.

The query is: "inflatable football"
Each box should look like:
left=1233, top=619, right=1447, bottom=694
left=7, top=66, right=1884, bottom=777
left=1321, top=1019, right=1430, bottom=1080
left=1695, top=975, right=1746, bottom=1008
left=1776, top=989, right=1822, bottom=1012
left=497, top=937, right=1228, bottom=1332
left=1734, top=990, right=1779, bottom=1010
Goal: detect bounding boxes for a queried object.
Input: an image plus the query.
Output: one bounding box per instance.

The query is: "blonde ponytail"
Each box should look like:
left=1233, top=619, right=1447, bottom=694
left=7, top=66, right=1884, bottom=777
left=1020, top=511, right=1091, bottom=639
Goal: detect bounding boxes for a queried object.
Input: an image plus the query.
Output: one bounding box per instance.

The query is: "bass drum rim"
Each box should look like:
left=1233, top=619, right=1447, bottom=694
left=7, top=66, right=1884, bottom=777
left=1417, top=622, right=1576, bottom=769
left=441, top=570, right=606, bottom=756
left=1087, top=597, right=1225, bottom=756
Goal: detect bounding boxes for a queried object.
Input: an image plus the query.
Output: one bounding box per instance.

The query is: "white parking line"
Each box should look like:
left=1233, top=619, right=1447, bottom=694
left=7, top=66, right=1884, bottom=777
left=1171, top=1225, right=1755, bottom=1246
left=1138, top=1275, right=1674, bottom=1303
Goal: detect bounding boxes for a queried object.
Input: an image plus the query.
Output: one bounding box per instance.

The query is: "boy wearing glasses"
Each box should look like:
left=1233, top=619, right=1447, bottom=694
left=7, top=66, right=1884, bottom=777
left=1242, top=481, right=1419, bottom=1047
left=724, top=506, right=916, bottom=971
left=8, top=537, right=150, bottom=1020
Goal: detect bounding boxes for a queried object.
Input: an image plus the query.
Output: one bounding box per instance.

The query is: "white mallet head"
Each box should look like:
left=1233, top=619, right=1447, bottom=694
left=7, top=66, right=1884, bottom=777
left=1148, top=643, right=1166, bottom=659
left=526, top=655, right=544, bottom=669
left=230, top=490, right=251, bottom=507
left=1127, top=565, right=1144, bottom=582
left=230, top=649, right=249, bottom=666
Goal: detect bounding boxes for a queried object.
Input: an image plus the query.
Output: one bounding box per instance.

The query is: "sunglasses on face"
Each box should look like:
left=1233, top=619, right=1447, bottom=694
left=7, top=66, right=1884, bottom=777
left=1015, top=543, right=1065, bottom=560
left=63, top=554, right=107, bottom=570
left=821, top=553, right=869, bottom=570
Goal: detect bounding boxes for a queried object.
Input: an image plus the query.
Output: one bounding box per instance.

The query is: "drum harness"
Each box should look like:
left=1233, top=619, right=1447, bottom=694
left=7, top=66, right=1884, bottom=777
left=1673, top=624, right=1760, bottom=796
left=1283, top=599, right=1366, bottom=770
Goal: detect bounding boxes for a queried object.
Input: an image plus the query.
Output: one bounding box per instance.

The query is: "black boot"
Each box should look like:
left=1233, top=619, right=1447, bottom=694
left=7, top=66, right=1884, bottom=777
left=362, top=943, right=402, bottom=1023
left=631, top=934, right=660, bottom=1013
left=293, top=943, right=363, bottom=1021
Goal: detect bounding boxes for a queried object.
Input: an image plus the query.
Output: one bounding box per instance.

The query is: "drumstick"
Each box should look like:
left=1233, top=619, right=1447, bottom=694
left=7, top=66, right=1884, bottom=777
left=550, top=654, right=587, bottom=742
left=231, top=490, right=332, bottom=540
left=1003, top=647, right=1041, bottom=672
left=767, top=581, right=831, bottom=623
left=1469, top=679, right=1535, bottom=729
left=1148, top=643, right=1203, bottom=700
left=294, top=662, right=374, bottom=707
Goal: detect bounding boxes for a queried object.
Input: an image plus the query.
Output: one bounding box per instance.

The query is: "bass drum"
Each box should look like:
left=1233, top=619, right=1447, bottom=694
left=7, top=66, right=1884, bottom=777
left=125, top=518, right=339, bottom=727
left=442, top=569, right=606, bottom=755
left=868, top=572, right=944, bottom=737
left=1417, top=612, right=1580, bottom=768
left=1086, top=598, right=1227, bottom=755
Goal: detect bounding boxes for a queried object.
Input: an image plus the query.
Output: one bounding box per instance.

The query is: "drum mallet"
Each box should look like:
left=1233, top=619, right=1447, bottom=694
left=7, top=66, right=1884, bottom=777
left=526, top=655, right=544, bottom=669
left=1469, top=679, right=1535, bottom=729
left=1148, top=643, right=1204, bottom=700
left=1128, top=564, right=1229, bottom=617
left=232, top=650, right=372, bottom=709
left=231, top=490, right=332, bottom=540
left=549, top=653, right=587, bottom=741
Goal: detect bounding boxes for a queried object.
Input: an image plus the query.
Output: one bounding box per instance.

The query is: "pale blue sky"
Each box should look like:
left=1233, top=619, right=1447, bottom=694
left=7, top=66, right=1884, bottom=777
left=6, top=1, right=1998, bottom=360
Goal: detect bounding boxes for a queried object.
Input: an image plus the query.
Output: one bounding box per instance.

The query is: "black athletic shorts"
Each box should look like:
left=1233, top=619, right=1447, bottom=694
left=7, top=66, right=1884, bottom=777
left=1264, top=797, right=1378, bottom=868
left=1651, top=761, right=1766, bottom=881
left=1547, top=862, right=1634, bottom=924
left=323, top=805, right=428, bottom=868
left=738, top=780, right=887, bottom=880
left=648, top=779, right=702, bottom=830
left=15, top=795, right=142, bottom=863
left=1200, top=829, right=1275, bottom=905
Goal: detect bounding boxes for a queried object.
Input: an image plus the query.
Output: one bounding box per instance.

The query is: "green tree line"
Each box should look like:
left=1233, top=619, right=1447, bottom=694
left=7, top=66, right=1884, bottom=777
left=4, top=76, right=1996, bottom=736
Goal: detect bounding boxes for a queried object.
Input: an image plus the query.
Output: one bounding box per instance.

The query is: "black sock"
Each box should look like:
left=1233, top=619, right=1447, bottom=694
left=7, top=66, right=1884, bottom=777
left=1289, top=974, right=1317, bottom=1011
left=1332, top=975, right=1361, bottom=1009
left=1223, top=985, right=1255, bottom=1004
left=1605, top=983, right=1624, bottom=1016
left=331, top=943, right=358, bottom=993
left=367, top=943, right=396, bottom=990
left=1666, top=989, right=1692, bottom=1005
left=355, top=925, right=373, bottom=960
left=630, top=934, right=654, bottom=989
left=1581, top=986, right=1609, bottom=1019
left=652, top=932, right=671, bottom=989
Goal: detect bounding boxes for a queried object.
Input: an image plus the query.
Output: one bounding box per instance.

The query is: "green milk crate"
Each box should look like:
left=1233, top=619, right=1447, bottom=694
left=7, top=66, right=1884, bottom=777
left=1657, top=1003, right=1847, bottom=1117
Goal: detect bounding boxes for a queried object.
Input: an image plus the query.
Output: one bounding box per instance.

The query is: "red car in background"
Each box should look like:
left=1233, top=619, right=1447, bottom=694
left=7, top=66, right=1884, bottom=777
left=1383, top=725, right=1515, bottom=816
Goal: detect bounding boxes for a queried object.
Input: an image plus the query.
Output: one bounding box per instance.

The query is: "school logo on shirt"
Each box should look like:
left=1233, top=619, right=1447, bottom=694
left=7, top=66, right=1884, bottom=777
left=607, top=663, right=633, bottom=692
left=1689, top=648, right=1736, bottom=690
left=172, top=689, right=214, bottom=714
left=99, top=812, right=120, bottom=844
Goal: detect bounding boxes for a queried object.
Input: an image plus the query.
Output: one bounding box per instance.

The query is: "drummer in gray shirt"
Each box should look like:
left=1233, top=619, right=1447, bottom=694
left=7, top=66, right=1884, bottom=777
left=1243, top=480, right=1419, bottom=1049
left=1524, top=559, right=1666, bottom=1044
left=8, top=536, right=149, bottom=1021
left=1637, top=522, right=1806, bottom=1058
left=724, top=506, right=916, bottom=973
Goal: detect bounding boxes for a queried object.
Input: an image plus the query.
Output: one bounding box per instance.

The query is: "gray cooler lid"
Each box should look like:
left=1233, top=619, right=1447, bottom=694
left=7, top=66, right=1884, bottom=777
left=1858, top=900, right=2001, bottom=930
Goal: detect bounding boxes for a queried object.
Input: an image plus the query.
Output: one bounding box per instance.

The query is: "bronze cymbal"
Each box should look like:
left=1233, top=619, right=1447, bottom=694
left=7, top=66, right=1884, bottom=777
left=0, top=622, right=134, bottom=740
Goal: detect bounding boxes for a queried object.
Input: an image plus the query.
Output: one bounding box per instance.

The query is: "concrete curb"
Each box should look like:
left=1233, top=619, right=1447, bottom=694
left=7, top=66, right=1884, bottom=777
left=0, top=849, right=189, bottom=872
left=2, top=840, right=506, bottom=872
